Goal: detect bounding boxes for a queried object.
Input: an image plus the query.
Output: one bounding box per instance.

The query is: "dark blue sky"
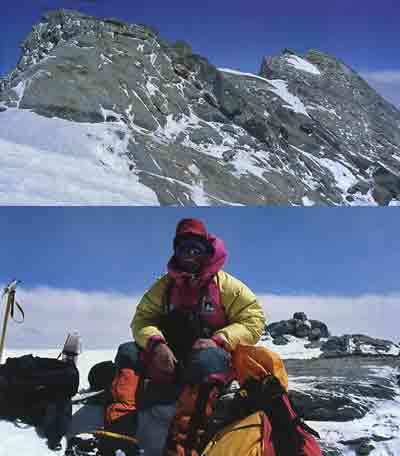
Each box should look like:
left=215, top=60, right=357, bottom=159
left=1, top=0, right=400, bottom=106
left=1, top=207, right=399, bottom=297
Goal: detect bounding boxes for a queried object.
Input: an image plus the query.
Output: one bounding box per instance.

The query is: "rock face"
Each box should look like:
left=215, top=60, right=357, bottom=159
left=1, top=10, right=400, bottom=205
left=286, top=356, right=400, bottom=455
left=321, top=334, right=399, bottom=357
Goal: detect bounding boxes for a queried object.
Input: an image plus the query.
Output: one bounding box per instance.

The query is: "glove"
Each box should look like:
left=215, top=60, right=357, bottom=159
left=149, top=343, right=177, bottom=383
left=192, top=338, right=218, bottom=350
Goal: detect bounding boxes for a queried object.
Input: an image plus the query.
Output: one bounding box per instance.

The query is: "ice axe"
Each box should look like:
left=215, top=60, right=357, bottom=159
left=0, top=279, right=24, bottom=364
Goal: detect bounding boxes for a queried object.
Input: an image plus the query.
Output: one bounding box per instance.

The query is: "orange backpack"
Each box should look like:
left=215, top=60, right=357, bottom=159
left=166, top=345, right=321, bottom=456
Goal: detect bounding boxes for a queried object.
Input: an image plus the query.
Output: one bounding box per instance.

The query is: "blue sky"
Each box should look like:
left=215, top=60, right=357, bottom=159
left=1, top=207, right=400, bottom=296
left=1, top=0, right=400, bottom=108
left=1, top=208, right=400, bottom=346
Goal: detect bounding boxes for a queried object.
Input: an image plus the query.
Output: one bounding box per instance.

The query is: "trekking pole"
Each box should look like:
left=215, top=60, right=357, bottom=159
left=0, top=280, right=22, bottom=364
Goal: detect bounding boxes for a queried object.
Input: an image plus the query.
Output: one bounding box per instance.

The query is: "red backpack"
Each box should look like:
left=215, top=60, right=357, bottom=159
left=166, top=345, right=322, bottom=456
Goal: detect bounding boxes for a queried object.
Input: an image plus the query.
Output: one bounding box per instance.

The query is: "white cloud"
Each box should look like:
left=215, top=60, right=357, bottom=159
left=259, top=293, right=400, bottom=342
left=1, top=286, right=143, bottom=349
left=1, top=286, right=399, bottom=349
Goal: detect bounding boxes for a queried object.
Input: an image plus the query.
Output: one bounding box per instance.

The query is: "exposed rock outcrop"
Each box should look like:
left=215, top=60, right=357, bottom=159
left=266, top=313, right=330, bottom=342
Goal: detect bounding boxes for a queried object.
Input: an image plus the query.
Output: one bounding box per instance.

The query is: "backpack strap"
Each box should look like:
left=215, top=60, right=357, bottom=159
left=163, top=277, right=175, bottom=314
left=184, top=382, right=215, bottom=455
left=292, top=416, right=320, bottom=439
left=10, top=298, right=24, bottom=324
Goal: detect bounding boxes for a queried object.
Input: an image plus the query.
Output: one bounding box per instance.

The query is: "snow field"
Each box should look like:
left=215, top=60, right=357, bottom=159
left=0, top=109, right=158, bottom=205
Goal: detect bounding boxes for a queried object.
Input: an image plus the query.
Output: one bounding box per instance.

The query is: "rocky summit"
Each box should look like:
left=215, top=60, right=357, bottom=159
left=1, top=10, right=400, bottom=205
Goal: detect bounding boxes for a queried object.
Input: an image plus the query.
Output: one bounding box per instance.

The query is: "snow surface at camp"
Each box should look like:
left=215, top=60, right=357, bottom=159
left=1, top=344, right=400, bottom=455
left=259, top=334, right=324, bottom=359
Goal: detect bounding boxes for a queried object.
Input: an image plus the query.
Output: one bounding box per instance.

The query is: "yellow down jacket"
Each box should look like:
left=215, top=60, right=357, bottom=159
left=131, top=271, right=266, bottom=352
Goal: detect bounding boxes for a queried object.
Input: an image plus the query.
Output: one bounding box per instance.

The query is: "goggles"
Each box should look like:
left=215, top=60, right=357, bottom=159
left=175, top=238, right=211, bottom=258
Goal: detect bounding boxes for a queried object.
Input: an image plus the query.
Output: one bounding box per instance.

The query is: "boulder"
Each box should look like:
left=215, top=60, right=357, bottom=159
left=309, top=320, right=330, bottom=338
left=295, top=320, right=312, bottom=338
left=293, top=312, right=307, bottom=321
left=309, top=328, right=322, bottom=341
left=266, top=319, right=297, bottom=337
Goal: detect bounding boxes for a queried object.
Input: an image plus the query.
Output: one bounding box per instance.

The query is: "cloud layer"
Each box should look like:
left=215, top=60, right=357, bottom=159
left=2, top=286, right=139, bottom=349
left=1, top=286, right=399, bottom=349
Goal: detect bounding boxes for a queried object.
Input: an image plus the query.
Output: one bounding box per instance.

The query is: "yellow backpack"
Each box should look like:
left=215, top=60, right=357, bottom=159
left=202, top=410, right=275, bottom=456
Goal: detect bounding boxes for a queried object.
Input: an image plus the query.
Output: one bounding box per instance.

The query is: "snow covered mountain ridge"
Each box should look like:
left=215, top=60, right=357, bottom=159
left=1, top=9, right=400, bottom=205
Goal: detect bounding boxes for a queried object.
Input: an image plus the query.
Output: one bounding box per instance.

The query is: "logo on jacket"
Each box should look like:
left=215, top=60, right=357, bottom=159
left=202, top=300, right=215, bottom=313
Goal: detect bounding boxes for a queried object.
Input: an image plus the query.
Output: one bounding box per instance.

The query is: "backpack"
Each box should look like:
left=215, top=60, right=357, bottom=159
left=0, top=354, right=79, bottom=448
left=202, top=411, right=274, bottom=456
left=166, top=345, right=322, bottom=456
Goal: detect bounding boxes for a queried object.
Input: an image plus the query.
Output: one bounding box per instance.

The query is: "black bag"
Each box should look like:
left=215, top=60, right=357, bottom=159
left=0, top=354, right=79, bottom=448
left=88, top=360, right=116, bottom=392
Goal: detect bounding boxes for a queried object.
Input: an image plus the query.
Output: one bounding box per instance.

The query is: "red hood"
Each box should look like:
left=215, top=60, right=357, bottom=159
left=167, top=234, right=227, bottom=284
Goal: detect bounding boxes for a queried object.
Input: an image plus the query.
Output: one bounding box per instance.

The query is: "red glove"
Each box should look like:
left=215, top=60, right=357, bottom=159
left=192, top=338, right=218, bottom=350
left=148, top=343, right=177, bottom=383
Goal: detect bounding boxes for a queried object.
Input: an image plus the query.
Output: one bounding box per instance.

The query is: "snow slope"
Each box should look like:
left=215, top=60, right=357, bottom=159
left=0, top=109, right=158, bottom=205
left=259, top=334, right=324, bottom=359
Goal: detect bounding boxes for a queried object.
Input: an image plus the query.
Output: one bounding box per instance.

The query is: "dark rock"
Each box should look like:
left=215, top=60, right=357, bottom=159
left=203, top=92, right=219, bottom=108
left=289, top=389, right=368, bottom=421
left=299, top=124, right=313, bottom=135
left=287, top=356, right=399, bottom=424
left=293, top=312, right=308, bottom=321
left=305, top=340, right=322, bottom=349
left=272, top=335, right=290, bottom=345
left=356, top=443, right=375, bottom=455
left=189, top=127, right=222, bottom=145
left=222, top=150, right=236, bottom=162
left=339, top=438, right=375, bottom=455
left=321, top=334, right=398, bottom=356
left=320, top=445, right=343, bottom=456
left=173, top=63, right=191, bottom=79
left=309, top=320, right=330, bottom=338
left=214, top=71, right=244, bottom=118
left=220, top=124, right=237, bottom=135
left=295, top=320, right=312, bottom=338
left=372, top=165, right=400, bottom=204
left=321, top=336, right=349, bottom=354
left=309, top=328, right=322, bottom=341
left=348, top=180, right=370, bottom=195
left=266, top=320, right=297, bottom=337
